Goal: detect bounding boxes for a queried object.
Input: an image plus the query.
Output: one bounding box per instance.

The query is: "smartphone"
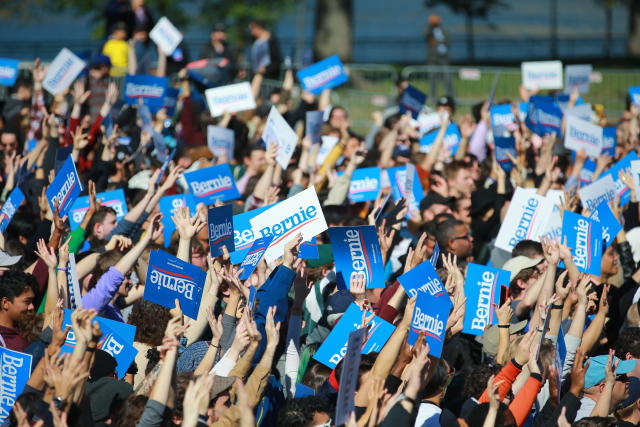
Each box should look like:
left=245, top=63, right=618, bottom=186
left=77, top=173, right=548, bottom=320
left=500, top=285, right=510, bottom=306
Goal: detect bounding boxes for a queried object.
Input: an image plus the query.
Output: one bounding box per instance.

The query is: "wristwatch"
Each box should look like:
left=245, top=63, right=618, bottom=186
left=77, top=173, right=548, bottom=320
left=52, top=396, right=66, bottom=410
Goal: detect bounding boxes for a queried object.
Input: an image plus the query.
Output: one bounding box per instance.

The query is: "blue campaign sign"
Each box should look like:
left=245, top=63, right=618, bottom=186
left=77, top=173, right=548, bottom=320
left=144, top=250, right=207, bottom=319
left=229, top=204, right=273, bottom=264
left=399, top=85, right=427, bottom=119
left=0, top=188, right=24, bottom=233
left=590, top=201, right=622, bottom=249
left=525, top=96, right=563, bottom=136
left=247, top=285, right=257, bottom=311
left=0, top=347, right=32, bottom=422
left=159, top=194, right=197, bottom=247
left=629, top=86, right=640, bottom=107
left=398, top=259, right=452, bottom=351
left=46, top=156, right=82, bottom=218
left=60, top=309, right=136, bottom=378
left=518, top=102, right=529, bottom=121
left=0, top=58, right=19, bottom=87
left=397, top=259, right=445, bottom=299
left=338, top=167, right=381, bottom=203
left=419, top=123, right=461, bottom=155
left=490, top=104, right=516, bottom=137
left=462, top=264, right=509, bottom=336
left=150, top=86, right=179, bottom=116
left=328, top=226, right=385, bottom=289
left=297, top=55, right=349, bottom=95
left=410, top=289, right=451, bottom=354
left=601, top=151, right=639, bottom=206
left=238, top=235, right=274, bottom=280
left=299, top=236, right=319, bottom=259
left=387, top=165, right=425, bottom=215
left=184, top=163, right=240, bottom=205
left=430, top=242, right=440, bottom=267
left=207, top=204, right=235, bottom=256
left=561, top=211, right=602, bottom=276
left=312, top=303, right=395, bottom=369
left=306, top=111, right=324, bottom=144
left=602, top=126, right=616, bottom=157
left=495, top=136, right=516, bottom=172
left=69, top=189, right=128, bottom=230
left=124, top=74, right=168, bottom=108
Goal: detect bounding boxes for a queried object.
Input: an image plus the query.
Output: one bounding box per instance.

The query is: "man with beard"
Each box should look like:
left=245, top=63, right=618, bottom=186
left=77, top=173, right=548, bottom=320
left=0, top=270, right=36, bottom=351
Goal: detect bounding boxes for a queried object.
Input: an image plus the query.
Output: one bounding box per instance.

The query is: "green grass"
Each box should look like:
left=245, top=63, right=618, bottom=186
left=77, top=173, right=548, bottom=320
left=330, top=67, right=639, bottom=134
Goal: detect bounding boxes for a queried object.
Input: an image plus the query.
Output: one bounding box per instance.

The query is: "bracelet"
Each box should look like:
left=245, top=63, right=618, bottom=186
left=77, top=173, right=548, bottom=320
left=497, top=324, right=510, bottom=329
left=56, top=267, right=68, bottom=272
left=551, top=304, right=564, bottom=310
left=86, top=346, right=97, bottom=352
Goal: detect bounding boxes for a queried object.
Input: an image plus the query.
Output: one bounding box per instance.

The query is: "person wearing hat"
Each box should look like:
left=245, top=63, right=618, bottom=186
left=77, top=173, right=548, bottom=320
left=85, top=350, right=134, bottom=426
left=419, top=190, right=453, bottom=223
left=502, top=255, right=545, bottom=320
left=614, top=377, right=640, bottom=426
left=575, top=352, right=636, bottom=420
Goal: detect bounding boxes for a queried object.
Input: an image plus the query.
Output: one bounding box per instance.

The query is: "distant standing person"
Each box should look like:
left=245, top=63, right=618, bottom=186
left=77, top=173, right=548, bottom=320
left=425, top=13, right=454, bottom=98
left=199, top=23, right=238, bottom=83
left=248, top=20, right=282, bottom=80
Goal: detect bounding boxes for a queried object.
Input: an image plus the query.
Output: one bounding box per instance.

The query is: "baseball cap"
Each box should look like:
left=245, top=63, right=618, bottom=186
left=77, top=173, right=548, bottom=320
left=436, top=96, right=455, bottom=110
left=584, top=355, right=636, bottom=389
left=420, top=191, right=453, bottom=211
left=212, top=22, right=227, bottom=32
left=0, top=251, right=21, bottom=267
left=480, top=320, right=528, bottom=355
left=91, top=54, right=112, bottom=69
left=502, top=256, right=543, bottom=282
left=618, top=377, right=640, bottom=410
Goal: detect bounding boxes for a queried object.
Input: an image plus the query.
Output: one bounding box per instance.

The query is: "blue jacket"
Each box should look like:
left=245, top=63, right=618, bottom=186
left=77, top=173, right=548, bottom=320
left=253, top=265, right=295, bottom=363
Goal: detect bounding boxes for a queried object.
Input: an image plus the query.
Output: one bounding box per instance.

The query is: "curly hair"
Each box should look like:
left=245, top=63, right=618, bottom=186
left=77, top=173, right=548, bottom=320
left=277, top=396, right=332, bottom=427
left=462, top=364, right=501, bottom=399
left=128, top=300, right=172, bottom=346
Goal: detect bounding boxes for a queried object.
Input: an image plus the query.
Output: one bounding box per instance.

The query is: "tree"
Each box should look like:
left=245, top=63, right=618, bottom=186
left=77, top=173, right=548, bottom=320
left=424, top=0, right=508, bottom=62
left=1, top=0, right=296, bottom=44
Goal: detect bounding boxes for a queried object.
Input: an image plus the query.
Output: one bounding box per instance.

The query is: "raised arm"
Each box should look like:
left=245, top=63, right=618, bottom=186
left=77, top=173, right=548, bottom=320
left=171, top=207, right=205, bottom=262
left=421, top=112, right=450, bottom=172
left=355, top=297, right=416, bottom=408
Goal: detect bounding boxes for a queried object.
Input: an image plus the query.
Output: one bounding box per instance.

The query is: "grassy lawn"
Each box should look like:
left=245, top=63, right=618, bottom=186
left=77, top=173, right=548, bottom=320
left=331, top=67, right=639, bottom=134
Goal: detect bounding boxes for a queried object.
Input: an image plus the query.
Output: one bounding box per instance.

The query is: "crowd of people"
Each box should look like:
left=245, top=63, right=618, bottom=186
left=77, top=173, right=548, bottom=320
left=1, top=2, right=640, bottom=427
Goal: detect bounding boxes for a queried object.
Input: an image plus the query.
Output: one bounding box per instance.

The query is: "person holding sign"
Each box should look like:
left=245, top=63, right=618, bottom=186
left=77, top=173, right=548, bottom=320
left=82, top=213, right=163, bottom=321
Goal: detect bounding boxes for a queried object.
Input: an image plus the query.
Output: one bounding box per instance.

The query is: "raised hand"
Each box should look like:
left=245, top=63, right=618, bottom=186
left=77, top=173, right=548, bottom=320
left=265, top=306, right=281, bottom=348
left=172, top=207, right=205, bottom=240
left=105, top=235, right=133, bottom=252
left=350, top=274, right=366, bottom=302
left=35, top=238, right=57, bottom=270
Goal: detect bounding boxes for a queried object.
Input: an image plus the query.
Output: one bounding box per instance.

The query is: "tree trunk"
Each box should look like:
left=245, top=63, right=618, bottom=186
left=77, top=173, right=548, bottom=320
left=314, top=0, right=353, bottom=61
left=550, top=0, right=557, bottom=58
left=629, top=0, right=640, bottom=57
left=605, top=2, right=612, bottom=58
left=465, top=12, right=475, bottom=62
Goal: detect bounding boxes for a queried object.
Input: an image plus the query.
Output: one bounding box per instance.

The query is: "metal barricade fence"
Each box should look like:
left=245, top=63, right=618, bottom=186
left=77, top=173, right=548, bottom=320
left=1, top=62, right=635, bottom=132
